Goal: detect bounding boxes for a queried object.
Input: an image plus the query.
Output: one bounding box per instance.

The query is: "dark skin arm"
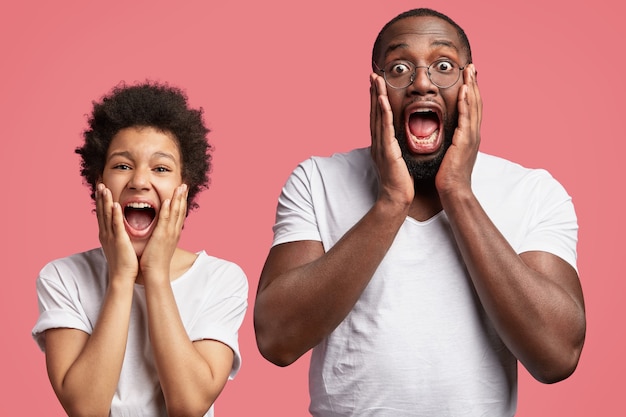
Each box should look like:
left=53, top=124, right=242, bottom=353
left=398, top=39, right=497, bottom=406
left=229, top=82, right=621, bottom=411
left=254, top=73, right=413, bottom=366
left=434, top=65, right=585, bottom=382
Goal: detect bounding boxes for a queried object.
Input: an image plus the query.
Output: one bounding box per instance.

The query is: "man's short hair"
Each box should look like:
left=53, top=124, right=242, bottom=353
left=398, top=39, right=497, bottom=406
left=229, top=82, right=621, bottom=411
left=371, top=8, right=473, bottom=70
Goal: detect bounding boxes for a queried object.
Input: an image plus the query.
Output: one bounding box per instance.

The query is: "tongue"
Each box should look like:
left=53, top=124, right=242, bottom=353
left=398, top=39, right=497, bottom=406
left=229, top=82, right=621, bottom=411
left=409, top=114, right=438, bottom=138
left=126, top=209, right=153, bottom=230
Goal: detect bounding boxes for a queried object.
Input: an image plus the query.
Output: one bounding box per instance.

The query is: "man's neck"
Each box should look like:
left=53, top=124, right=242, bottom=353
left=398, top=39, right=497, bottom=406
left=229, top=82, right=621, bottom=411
left=408, top=180, right=442, bottom=221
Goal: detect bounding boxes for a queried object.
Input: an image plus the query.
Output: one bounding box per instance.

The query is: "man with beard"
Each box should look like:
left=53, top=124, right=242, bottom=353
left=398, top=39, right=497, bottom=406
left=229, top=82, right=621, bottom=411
left=254, top=8, right=586, bottom=416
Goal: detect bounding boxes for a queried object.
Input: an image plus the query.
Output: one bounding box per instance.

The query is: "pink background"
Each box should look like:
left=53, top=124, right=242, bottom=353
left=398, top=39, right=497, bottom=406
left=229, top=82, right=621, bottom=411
left=1, top=0, right=622, bottom=415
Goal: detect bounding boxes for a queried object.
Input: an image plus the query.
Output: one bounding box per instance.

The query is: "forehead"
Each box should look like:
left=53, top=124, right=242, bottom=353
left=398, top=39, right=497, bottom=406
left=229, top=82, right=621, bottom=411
left=108, top=126, right=181, bottom=158
left=378, top=15, right=464, bottom=61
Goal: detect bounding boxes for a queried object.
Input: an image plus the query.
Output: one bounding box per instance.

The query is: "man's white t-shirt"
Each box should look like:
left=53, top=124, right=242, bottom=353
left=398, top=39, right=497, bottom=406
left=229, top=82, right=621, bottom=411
left=272, top=148, right=578, bottom=417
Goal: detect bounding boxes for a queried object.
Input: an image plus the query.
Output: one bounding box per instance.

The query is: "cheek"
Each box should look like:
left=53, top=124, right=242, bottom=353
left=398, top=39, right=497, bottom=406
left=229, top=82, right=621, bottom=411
left=442, top=88, right=461, bottom=116
left=443, top=94, right=458, bottom=119
left=155, top=182, right=182, bottom=202
left=101, top=177, right=124, bottom=200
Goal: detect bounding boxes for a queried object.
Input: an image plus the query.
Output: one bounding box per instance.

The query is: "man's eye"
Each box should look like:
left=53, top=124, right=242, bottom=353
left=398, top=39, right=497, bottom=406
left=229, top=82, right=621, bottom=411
left=434, top=60, right=454, bottom=72
left=389, top=63, right=411, bottom=76
left=114, top=164, right=131, bottom=170
left=154, top=166, right=170, bottom=173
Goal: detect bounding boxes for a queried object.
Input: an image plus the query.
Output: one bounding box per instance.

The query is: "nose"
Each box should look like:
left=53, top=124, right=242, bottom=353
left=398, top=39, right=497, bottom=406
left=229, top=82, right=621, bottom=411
left=408, top=66, right=437, bottom=95
left=127, top=168, right=151, bottom=190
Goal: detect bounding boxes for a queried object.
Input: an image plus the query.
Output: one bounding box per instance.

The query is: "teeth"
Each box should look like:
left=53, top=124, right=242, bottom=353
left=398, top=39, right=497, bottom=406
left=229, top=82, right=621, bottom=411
left=412, top=129, right=439, bottom=142
left=411, top=129, right=439, bottom=144
left=126, top=202, right=153, bottom=209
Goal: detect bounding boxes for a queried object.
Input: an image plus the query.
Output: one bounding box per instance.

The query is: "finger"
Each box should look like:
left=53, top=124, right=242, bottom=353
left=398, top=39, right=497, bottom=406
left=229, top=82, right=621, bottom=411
left=371, top=74, right=391, bottom=158
left=469, top=65, right=483, bottom=128
left=463, top=65, right=482, bottom=147
left=173, top=184, right=188, bottom=232
left=155, top=196, right=172, bottom=239
left=95, top=183, right=106, bottom=231
left=466, top=66, right=481, bottom=111
left=375, top=75, right=389, bottom=138
left=167, top=184, right=186, bottom=231
left=111, top=201, right=127, bottom=240
left=457, top=82, right=470, bottom=122
left=379, top=91, right=394, bottom=145
left=457, top=65, right=475, bottom=121
left=370, top=73, right=380, bottom=155
left=98, top=186, right=115, bottom=237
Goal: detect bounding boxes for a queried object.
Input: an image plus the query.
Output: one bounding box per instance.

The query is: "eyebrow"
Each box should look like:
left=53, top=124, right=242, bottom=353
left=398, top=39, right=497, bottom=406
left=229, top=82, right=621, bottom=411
left=430, top=39, right=459, bottom=51
left=384, top=42, right=410, bottom=56
left=151, top=151, right=178, bottom=162
left=384, top=39, right=460, bottom=58
left=107, top=151, right=178, bottom=163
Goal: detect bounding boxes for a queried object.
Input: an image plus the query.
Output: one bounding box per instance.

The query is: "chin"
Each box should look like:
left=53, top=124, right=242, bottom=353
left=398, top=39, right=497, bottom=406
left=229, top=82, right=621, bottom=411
left=398, top=134, right=450, bottom=182
left=397, top=117, right=456, bottom=182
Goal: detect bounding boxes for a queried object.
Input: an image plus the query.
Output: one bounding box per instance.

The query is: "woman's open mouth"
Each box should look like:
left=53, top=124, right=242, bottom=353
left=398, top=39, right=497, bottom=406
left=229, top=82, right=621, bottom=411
left=123, top=202, right=156, bottom=236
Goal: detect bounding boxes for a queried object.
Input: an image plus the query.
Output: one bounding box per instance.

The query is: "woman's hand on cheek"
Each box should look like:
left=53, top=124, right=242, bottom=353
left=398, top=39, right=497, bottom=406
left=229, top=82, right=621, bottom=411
left=95, top=183, right=139, bottom=283
left=139, top=184, right=188, bottom=281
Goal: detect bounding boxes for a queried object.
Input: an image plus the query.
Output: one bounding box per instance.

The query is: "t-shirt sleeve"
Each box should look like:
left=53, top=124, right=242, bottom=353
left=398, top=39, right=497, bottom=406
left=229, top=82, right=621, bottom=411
left=187, top=262, right=248, bottom=380
left=518, top=170, right=579, bottom=272
left=272, top=159, right=322, bottom=247
left=31, top=263, right=93, bottom=352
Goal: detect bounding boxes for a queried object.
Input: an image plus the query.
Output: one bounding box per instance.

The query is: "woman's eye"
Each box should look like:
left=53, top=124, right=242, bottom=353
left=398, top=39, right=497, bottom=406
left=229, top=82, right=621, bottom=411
left=113, top=164, right=131, bottom=170
left=154, top=166, right=170, bottom=173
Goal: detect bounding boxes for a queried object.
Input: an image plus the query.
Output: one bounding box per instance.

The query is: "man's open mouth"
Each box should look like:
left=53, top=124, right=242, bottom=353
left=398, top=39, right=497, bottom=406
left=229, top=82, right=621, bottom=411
left=406, top=110, right=441, bottom=154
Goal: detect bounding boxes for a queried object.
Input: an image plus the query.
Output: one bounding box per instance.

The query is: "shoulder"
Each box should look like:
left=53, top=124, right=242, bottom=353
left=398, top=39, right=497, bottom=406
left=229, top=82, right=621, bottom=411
left=39, top=248, right=106, bottom=282
left=474, top=152, right=539, bottom=177
left=473, top=152, right=567, bottom=195
left=471, top=152, right=576, bottom=237
left=471, top=152, right=575, bottom=230
left=34, top=249, right=108, bottom=323
left=289, top=147, right=376, bottom=191
left=183, top=251, right=248, bottom=296
left=195, top=251, right=246, bottom=275
left=290, top=147, right=371, bottom=177
left=279, top=147, right=374, bottom=200
left=308, top=147, right=372, bottom=172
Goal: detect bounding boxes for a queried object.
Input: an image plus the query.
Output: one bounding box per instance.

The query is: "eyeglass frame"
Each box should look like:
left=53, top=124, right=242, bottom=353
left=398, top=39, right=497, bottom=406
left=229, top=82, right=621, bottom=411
left=373, top=59, right=468, bottom=90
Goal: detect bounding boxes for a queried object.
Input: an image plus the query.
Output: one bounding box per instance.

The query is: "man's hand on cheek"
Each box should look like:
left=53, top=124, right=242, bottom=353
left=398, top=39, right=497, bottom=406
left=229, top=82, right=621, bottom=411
left=436, top=64, right=482, bottom=196
left=369, top=73, right=414, bottom=207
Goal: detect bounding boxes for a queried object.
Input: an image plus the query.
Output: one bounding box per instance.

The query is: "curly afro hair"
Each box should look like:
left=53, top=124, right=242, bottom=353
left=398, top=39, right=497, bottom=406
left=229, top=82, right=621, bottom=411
left=75, top=81, right=212, bottom=214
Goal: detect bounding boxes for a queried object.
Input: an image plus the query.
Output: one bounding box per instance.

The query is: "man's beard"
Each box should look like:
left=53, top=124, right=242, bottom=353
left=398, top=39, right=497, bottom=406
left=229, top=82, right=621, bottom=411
left=396, top=109, right=457, bottom=184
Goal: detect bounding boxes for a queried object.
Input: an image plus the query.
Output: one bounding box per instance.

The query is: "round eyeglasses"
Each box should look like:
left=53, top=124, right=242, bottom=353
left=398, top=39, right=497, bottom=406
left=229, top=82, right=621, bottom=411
left=375, top=59, right=466, bottom=89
